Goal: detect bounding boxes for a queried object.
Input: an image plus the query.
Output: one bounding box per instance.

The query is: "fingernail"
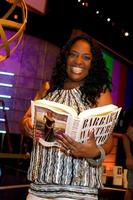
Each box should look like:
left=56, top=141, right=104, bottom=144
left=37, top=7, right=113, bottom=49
left=55, top=134, right=62, bottom=139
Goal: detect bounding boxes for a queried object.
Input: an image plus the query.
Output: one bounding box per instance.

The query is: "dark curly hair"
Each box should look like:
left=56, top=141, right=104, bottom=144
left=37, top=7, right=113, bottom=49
left=50, top=34, right=112, bottom=106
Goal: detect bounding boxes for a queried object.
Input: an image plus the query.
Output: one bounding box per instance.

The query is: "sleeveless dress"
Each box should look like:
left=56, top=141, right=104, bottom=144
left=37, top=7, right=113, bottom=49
left=27, top=88, right=103, bottom=200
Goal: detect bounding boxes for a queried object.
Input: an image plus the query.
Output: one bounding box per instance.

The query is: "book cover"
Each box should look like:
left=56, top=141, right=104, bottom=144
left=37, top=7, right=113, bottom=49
left=101, top=165, right=107, bottom=184
left=31, top=99, right=122, bottom=147
left=113, top=166, right=123, bottom=186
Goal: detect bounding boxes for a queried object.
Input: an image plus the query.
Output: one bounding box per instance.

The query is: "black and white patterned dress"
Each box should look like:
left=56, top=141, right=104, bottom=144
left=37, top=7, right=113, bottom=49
left=28, top=88, right=103, bottom=200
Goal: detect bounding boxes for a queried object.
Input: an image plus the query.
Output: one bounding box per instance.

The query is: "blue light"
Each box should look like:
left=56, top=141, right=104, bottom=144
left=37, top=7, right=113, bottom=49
left=0, top=130, right=6, bottom=134
left=0, top=71, right=15, bottom=76
left=0, top=118, right=5, bottom=122
left=0, top=95, right=11, bottom=98
left=0, top=106, right=9, bottom=110
left=0, top=83, right=13, bottom=87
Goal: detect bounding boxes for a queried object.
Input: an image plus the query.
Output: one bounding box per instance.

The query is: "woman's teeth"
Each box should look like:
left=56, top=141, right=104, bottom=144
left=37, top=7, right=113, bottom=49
left=72, top=67, right=83, bottom=73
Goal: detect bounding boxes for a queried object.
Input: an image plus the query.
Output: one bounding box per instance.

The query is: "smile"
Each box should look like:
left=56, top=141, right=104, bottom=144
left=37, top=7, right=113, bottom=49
left=71, top=67, right=83, bottom=74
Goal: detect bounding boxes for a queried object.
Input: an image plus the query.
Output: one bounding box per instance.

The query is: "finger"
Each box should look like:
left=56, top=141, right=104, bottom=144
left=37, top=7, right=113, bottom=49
left=54, top=129, right=64, bottom=135
left=25, top=120, right=33, bottom=132
left=36, top=130, right=43, bottom=135
left=57, top=142, right=72, bottom=156
left=87, top=131, right=95, bottom=141
left=56, top=138, right=68, bottom=150
left=25, top=126, right=33, bottom=138
left=55, top=133, right=79, bottom=154
left=35, top=133, right=44, bottom=139
left=61, top=134, right=78, bottom=150
left=25, top=118, right=33, bottom=129
left=59, top=133, right=73, bottom=145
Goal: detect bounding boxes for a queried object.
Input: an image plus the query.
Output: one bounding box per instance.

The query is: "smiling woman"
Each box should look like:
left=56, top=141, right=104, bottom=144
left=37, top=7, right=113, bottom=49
left=66, top=39, right=92, bottom=83
left=21, top=34, right=114, bottom=200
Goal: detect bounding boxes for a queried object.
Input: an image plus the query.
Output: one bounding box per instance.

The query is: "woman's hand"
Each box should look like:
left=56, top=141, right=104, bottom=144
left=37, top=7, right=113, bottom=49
left=35, top=129, right=44, bottom=140
left=55, top=132, right=100, bottom=158
left=22, top=118, right=33, bottom=138
left=22, top=118, right=44, bottom=140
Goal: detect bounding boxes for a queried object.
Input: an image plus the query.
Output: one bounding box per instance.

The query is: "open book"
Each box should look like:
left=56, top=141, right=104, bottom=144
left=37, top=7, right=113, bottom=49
left=31, top=99, right=122, bottom=147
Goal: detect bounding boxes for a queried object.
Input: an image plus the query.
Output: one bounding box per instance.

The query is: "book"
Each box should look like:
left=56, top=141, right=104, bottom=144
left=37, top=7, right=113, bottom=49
left=123, top=169, right=128, bottom=188
left=113, top=166, right=123, bottom=186
left=31, top=99, right=122, bottom=147
left=101, top=165, right=107, bottom=184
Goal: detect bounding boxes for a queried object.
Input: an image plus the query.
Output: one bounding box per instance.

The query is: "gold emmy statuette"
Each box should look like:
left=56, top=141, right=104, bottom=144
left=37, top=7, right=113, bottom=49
left=0, top=0, right=28, bottom=62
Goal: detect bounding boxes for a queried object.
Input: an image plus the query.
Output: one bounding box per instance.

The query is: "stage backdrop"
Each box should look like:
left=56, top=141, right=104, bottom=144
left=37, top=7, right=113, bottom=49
left=0, top=30, right=133, bottom=170
left=0, top=30, right=133, bottom=135
left=104, top=51, right=133, bottom=109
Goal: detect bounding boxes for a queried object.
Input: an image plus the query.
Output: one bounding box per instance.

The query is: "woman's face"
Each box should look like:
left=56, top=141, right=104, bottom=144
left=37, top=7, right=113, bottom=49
left=66, top=39, right=92, bottom=83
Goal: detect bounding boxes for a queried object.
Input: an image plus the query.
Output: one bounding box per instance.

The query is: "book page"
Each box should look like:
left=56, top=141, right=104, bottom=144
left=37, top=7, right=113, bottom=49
left=74, top=107, right=122, bottom=145
left=68, top=118, right=80, bottom=140
left=78, top=104, right=118, bottom=118
left=33, top=99, right=77, bottom=117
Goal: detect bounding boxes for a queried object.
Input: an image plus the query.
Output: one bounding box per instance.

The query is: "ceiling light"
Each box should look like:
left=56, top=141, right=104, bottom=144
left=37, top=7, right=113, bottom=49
left=124, top=32, right=129, bottom=37
left=107, top=18, right=111, bottom=22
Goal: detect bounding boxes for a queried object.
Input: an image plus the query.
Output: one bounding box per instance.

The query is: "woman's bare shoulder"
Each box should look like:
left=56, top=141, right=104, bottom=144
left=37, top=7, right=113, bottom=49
left=97, top=89, right=112, bottom=107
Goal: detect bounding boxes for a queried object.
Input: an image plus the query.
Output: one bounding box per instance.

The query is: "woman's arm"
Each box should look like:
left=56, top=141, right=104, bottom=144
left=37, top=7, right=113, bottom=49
left=123, top=134, right=132, bottom=158
left=126, top=124, right=133, bottom=142
left=123, top=131, right=133, bottom=170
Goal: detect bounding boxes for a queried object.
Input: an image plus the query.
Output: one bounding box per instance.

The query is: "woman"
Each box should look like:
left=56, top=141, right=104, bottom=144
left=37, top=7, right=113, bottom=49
left=21, top=34, right=114, bottom=200
left=123, top=113, right=133, bottom=200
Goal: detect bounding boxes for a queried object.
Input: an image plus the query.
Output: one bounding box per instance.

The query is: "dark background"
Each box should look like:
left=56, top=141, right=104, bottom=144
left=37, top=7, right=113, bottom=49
left=1, top=0, right=133, bottom=64
left=28, top=0, right=133, bottom=64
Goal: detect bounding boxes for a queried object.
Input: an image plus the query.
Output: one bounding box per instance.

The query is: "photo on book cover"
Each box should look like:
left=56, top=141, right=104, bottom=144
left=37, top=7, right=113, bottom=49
left=34, top=105, right=68, bottom=143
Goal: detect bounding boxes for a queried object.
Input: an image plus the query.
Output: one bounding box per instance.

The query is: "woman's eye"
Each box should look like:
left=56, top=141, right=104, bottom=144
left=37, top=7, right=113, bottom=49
left=83, top=56, right=91, bottom=61
left=68, top=52, right=92, bottom=61
left=69, top=52, right=76, bottom=57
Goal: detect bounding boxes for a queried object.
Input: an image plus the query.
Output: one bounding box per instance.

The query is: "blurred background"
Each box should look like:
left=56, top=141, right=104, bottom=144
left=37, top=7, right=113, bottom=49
left=0, top=1, right=133, bottom=199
